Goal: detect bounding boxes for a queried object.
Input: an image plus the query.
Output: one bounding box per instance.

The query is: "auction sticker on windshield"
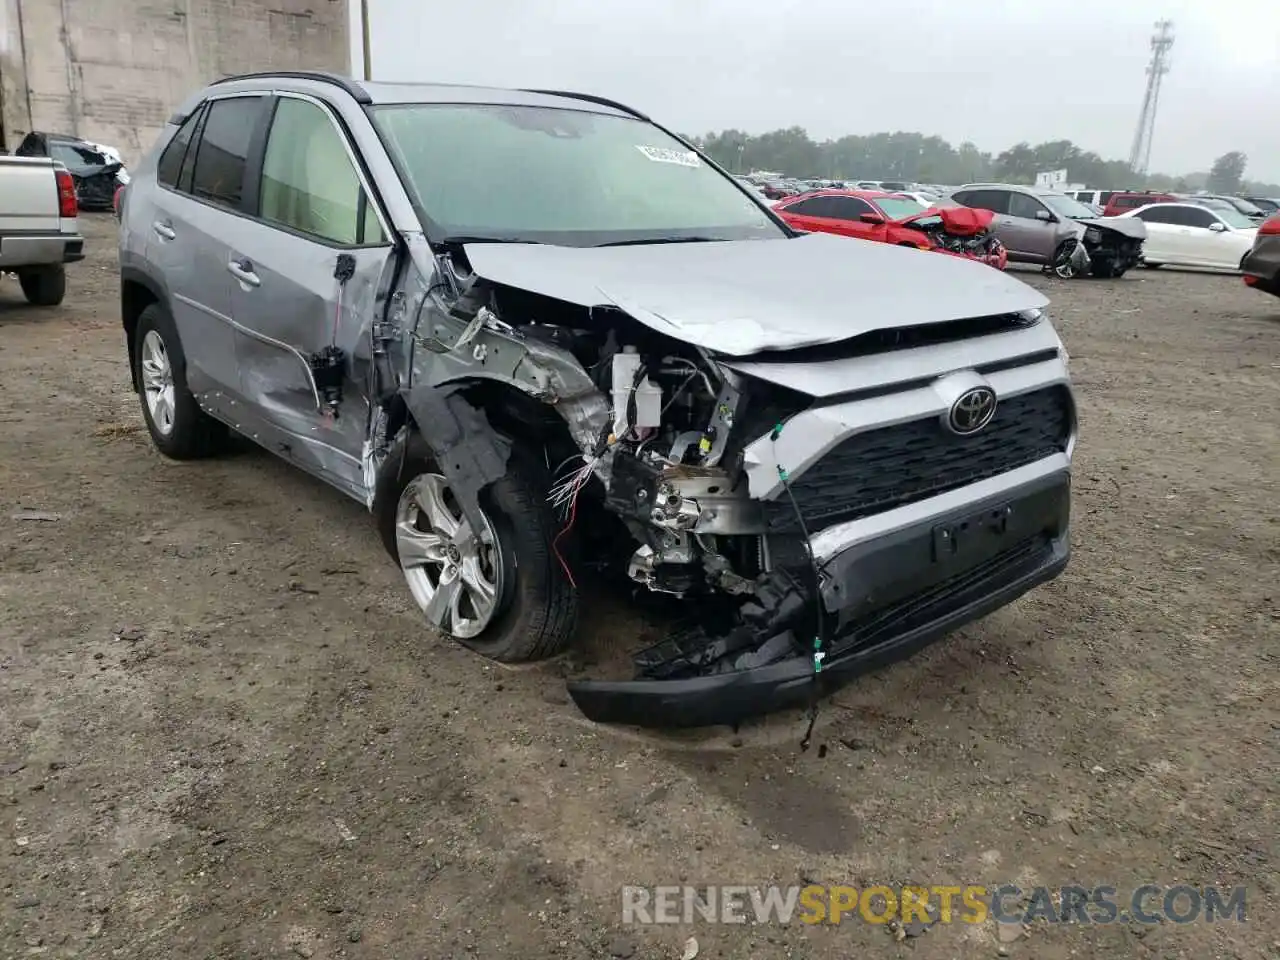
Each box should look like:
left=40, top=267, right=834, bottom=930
left=636, top=145, right=700, bottom=167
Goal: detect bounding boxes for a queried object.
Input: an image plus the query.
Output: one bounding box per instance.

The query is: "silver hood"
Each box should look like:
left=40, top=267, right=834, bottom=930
left=464, top=234, right=1048, bottom=355
left=1075, top=216, right=1148, bottom=241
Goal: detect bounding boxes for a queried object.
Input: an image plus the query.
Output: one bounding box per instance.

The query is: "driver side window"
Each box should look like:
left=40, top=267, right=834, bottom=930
left=259, top=97, right=385, bottom=246
left=1135, top=206, right=1177, bottom=224
left=1181, top=207, right=1217, bottom=229
left=1008, top=192, right=1047, bottom=221
left=824, top=196, right=875, bottom=222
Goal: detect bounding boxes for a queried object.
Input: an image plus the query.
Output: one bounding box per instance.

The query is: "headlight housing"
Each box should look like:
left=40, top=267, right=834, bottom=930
left=1084, top=227, right=1102, bottom=244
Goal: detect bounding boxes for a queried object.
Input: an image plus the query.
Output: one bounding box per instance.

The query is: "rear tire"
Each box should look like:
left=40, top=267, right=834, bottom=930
left=377, top=438, right=578, bottom=663
left=133, top=303, right=228, bottom=459
left=18, top=265, right=66, bottom=306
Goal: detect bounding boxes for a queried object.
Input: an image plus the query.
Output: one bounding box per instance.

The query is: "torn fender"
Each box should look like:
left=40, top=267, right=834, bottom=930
left=400, top=386, right=512, bottom=529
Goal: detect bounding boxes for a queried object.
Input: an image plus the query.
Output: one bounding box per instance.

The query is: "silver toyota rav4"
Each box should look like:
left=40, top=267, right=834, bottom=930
left=119, top=72, right=1075, bottom=727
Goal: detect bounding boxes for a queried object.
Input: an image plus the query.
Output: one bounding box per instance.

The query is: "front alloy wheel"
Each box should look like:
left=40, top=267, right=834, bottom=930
left=395, top=473, right=503, bottom=639
left=1052, top=240, right=1081, bottom=279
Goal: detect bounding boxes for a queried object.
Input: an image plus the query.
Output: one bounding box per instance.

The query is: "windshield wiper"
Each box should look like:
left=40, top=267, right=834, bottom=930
left=596, top=236, right=723, bottom=247
left=438, top=235, right=538, bottom=246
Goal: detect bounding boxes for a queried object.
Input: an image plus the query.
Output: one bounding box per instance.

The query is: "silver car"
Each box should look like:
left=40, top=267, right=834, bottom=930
left=119, top=73, right=1076, bottom=727
left=947, top=183, right=1147, bottom=278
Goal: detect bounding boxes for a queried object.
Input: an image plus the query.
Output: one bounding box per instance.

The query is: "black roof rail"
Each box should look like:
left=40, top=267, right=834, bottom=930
left=521, top=89, right=648, bottom=120
left=210, top=70, right=370, bottom=104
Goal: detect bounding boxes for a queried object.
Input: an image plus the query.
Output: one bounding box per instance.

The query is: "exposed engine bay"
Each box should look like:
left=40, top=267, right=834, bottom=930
left=483, top=279, right=777, bottom=603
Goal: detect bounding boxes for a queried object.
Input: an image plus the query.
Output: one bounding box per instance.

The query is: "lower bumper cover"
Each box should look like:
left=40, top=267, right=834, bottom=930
left=569, top=473, right=1070, bottom=728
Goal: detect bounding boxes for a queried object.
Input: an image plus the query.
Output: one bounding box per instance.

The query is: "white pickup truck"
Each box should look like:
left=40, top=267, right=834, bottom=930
left=0, top=155, right=84, bottom=306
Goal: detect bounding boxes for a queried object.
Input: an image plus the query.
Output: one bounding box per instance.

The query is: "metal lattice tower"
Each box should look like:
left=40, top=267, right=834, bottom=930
left=1128, top=20, right=1175, bottom=175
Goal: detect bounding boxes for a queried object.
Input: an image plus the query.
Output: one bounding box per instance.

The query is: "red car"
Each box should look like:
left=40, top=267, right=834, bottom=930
left=1101, top=191, right=1178, bottom=218
left=773, top=190, right=1007, bottom=269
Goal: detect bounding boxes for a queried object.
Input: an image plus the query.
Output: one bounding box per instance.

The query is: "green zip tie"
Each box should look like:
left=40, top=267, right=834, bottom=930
left=812, top=636, right=825, bottom=673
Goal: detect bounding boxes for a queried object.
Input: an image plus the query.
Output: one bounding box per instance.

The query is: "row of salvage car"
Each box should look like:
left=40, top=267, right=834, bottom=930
left=770, top=181, right=1271, bottom=281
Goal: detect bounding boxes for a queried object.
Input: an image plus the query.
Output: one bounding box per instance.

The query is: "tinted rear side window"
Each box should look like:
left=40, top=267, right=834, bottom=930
left=157, top=109, right=203, bottom=188
left=191, top=96, right=268, bottom=210
left=785, top=196, right=841, bottom=217
left=956, top=189, right=1008, bottom=214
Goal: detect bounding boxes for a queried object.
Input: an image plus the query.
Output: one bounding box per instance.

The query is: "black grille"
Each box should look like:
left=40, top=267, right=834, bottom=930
left=764, top=385, right=1072, bottom=533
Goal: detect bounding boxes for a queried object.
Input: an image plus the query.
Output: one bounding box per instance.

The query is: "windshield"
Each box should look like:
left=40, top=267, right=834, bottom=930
left=875, top=196, right=926, bottom=219
left=1226, top=197, right=1263, bottom=216
left=371, top=103, right=784, bottom=245
left=1039, top=193, right=1098, bottom=219
left=1211, top=206, right=1256, bottom=229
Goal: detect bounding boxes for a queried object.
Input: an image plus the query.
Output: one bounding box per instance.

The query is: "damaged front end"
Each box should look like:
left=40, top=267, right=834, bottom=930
left=378, top=237, right=1074, bottom=729
left=1058, top=218, right=1147, bottom=280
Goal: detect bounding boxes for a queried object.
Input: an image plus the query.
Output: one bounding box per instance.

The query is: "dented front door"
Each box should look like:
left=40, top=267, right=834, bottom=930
left=220, top=93, right=397, bottom=500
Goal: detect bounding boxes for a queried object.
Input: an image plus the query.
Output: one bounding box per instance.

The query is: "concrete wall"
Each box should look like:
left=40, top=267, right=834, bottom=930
left=0, top=0, right=349, bottom=165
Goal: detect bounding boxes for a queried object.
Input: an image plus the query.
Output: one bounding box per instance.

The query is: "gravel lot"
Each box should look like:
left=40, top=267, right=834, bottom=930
left=1, top=215, right=1276, bottom=960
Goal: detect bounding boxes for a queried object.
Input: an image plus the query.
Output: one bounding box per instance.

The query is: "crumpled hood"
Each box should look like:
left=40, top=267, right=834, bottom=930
left=1075, top=216, right=1148, bottom=241
left=463, top=233, right=1048, bottom=355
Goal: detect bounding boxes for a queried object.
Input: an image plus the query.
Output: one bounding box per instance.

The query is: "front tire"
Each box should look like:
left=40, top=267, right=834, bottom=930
left=1050, top=240, right=1081, bottom=279
left=377, top=442, right=578, bottom=662
left=133, top=304, right=228, bottom=459
left=18, top=265, right=66, bottom=306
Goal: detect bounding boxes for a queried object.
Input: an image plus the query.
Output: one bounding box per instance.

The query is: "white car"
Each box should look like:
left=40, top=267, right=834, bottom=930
left=1120, top=202, right=1257, bottom=271
left=895, top=191, right=941, bottom=208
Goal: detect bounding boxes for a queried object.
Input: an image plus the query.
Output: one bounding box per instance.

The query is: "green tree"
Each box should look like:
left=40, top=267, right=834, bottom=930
left=701, top=125, right=1250, bottom=193
left=1206, top=152, right=1248, bottom=193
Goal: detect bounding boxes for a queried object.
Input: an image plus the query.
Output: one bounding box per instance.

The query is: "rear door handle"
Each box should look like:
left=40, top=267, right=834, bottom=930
left=227, top=258, right=260, bottom=287
left=152, top=220, right=175, bottom=241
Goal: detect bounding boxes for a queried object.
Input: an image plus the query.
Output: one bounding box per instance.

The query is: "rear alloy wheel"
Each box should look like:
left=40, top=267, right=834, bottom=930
left=132, top=304, right=228, bottom=458
left=140, top=330, right=177, bottom=439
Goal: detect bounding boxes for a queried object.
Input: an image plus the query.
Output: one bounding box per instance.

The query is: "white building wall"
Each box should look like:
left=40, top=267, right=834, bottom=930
left=1, top=0, right=349, bottom=164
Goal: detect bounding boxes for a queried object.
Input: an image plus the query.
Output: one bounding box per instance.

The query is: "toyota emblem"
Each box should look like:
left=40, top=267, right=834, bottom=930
left=948, top=387, right=997, bottom=435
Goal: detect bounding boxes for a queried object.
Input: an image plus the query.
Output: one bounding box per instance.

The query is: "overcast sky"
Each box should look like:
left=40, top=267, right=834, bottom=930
left=353, top=0, right=1280, bottom=182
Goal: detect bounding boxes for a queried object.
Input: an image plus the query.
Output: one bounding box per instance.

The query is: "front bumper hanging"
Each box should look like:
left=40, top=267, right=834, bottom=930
left=568, top=471, right=1071, bottom=728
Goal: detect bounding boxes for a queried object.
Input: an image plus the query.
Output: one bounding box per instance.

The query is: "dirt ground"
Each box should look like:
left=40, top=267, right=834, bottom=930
left=1, top=215, right=1277, bottom=960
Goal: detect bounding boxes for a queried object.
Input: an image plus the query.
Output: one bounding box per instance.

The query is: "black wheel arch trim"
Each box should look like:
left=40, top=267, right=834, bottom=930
left=119, top=266, right=173, bottom=391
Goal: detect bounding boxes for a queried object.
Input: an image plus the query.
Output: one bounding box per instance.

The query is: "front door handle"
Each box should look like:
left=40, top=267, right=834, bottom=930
left=152, top=220, right=175, bottom=241
left=227, top=258, right=260, bottom=287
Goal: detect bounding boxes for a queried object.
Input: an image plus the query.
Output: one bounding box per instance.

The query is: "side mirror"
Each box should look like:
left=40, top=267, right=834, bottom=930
left=1208, top=222, right=1228, bottom=232
left=859, top=212, right=885, bottom=224
left=1034, top=210, right=1054, bottom=222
